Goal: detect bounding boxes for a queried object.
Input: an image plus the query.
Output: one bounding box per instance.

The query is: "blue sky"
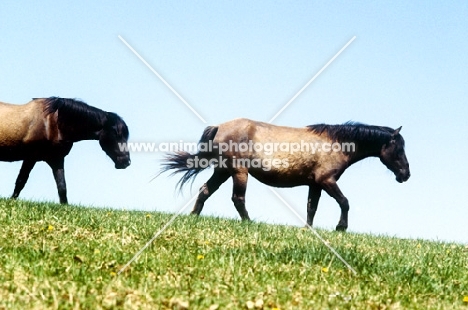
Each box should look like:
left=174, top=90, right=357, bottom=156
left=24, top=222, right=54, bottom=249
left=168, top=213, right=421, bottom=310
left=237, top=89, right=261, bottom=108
left=1, top=1, right=467, bottom=243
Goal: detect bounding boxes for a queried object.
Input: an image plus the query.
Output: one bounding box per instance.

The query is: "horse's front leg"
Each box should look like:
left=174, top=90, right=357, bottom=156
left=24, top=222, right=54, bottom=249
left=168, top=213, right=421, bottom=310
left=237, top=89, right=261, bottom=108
left=320, top=178, right=349, bottom=231
left=306, top=185, right=322, bottom=227
left=11, top=159, right=37, bottom=199
left=46, top=158, right=68, bottom=204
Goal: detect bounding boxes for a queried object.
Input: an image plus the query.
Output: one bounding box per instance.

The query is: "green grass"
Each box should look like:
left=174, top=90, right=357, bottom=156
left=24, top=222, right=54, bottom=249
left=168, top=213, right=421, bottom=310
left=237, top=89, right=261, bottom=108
left=0, top=198, right=467, bottom=309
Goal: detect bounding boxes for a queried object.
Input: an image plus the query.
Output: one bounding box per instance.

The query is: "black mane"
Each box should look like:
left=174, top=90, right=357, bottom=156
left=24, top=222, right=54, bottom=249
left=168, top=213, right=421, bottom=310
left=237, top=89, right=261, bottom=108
left=42, top=97, right=107, bottom=130
left=307, top=121, right=398, bottom=145
left=40, top=97, right=129, bottom=141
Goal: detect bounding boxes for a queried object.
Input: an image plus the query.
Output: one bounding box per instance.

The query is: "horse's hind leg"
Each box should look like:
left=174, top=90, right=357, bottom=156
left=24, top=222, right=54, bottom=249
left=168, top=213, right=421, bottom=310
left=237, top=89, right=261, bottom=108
left=231, top=170, right=250, bottom=221
left=306, top=185, right=322, bottom=227
left=320, top=178, right=349, bottom=231
left=46, top=158, right=68, bottom=204
left=11, top=159, right=37, bottom=199
left=191, top=169, right=230, bottom=215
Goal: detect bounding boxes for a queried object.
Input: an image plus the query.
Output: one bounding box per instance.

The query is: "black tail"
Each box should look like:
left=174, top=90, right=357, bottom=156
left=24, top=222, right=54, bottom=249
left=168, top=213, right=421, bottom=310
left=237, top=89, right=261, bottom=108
left=160, top=126, right=219, bottom=191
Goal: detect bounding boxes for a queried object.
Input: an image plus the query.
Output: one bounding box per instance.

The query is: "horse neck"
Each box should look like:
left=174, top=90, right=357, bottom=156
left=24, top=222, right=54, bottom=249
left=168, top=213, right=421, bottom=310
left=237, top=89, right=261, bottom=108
left=58, top=121, right=103, bottom=142
left=347, top=139, right=383, bottom=165
left=42, top=97, right=108, bottom=143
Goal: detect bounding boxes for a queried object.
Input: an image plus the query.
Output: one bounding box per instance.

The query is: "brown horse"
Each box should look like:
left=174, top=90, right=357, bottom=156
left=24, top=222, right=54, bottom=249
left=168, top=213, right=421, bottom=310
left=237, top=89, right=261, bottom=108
left=0, top=97, right=130, bottom=204
left=162, top=118, right=410, bottom=231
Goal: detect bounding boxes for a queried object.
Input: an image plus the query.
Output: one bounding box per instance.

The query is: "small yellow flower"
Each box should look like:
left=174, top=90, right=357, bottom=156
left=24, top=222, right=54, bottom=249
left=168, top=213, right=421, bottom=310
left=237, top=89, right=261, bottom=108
left=146, top=214, right=151, bottom=218
left=110, top=272, right=117, bottom=277
left=463, top=295, right=468, bottom=303
left=321, top=267, right=329, bottom=273
left=416, top=243, right=421, bottom=248
left=94, top=249, right=100, bottom=254
left=197, top=254, right=204, bottom=260
left=47, top=225, right=54, bottom=231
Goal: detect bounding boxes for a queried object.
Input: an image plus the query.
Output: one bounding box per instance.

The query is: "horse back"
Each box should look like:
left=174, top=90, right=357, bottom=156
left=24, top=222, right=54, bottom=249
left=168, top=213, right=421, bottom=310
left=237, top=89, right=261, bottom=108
left=214, top=118, right=350, bottom=186
left=215, top=118, right=324, bottom=147
left=0, top=99, right=61, bottom=155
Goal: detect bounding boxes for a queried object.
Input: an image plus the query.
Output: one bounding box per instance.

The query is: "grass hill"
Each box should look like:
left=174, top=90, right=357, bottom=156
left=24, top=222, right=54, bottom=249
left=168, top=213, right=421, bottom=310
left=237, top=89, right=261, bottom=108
left=0, top=198, right=467, bottom=309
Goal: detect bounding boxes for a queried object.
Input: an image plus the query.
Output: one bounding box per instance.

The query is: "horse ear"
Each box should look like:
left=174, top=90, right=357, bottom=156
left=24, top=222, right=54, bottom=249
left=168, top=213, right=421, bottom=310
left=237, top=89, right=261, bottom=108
left=392, top=126, right=402, bottom=138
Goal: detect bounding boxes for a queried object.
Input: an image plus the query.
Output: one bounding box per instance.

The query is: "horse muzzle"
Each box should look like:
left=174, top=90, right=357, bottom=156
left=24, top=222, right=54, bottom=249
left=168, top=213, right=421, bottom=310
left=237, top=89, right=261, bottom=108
left=396, top=169, right=410, bottom=183
left=115, top=158, right=131, bottom=169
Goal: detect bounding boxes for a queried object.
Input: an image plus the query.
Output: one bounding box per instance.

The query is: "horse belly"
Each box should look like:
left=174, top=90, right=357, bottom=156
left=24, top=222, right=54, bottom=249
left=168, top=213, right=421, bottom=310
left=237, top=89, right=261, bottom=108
left=248, top=162, right=313, bottom=188
left=0, top=141, right=71, bottom=162
left=0, top=146, right=28, bottom=161
left=0, top=143, right=44, bottom=161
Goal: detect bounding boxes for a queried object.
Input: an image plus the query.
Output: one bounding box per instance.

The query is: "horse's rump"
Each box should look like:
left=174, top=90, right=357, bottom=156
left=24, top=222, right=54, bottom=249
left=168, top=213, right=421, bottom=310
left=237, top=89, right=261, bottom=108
left=0, top=99, right=59, bottom=148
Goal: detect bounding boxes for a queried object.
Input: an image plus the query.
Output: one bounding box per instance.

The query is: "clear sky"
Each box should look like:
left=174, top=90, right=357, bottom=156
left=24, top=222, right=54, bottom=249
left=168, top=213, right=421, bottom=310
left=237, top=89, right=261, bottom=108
left=1, top=1, right=467, bottom=243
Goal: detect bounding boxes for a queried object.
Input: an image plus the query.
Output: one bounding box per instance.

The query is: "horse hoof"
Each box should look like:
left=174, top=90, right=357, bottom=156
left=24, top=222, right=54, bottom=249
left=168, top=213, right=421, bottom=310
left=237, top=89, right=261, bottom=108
left=335, top=225, right=347, bottom=232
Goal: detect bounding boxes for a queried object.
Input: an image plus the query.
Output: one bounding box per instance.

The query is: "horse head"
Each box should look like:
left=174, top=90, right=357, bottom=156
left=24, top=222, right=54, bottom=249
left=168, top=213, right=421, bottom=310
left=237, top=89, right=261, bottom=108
left=99, top=112, right=131, bottom=169
left=379, top=127, right=410, bottom=183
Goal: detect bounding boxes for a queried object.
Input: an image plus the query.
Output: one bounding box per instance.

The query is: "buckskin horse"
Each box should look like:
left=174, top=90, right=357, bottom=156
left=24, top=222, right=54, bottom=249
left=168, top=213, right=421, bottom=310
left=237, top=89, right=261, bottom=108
left=0, top=97, right=130, bottom=204
left=161, top=118, right=410, bottom=231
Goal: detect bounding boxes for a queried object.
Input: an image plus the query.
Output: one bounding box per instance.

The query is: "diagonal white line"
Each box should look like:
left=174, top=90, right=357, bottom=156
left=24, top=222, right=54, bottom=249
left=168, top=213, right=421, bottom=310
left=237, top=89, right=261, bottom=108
left=268, top=36, right=356, bottom=123
left=117, top=190, right=202, bottom=275
left=268, top=188, right=357, bottom=275
left=118, top=35, right=207, bottom=124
